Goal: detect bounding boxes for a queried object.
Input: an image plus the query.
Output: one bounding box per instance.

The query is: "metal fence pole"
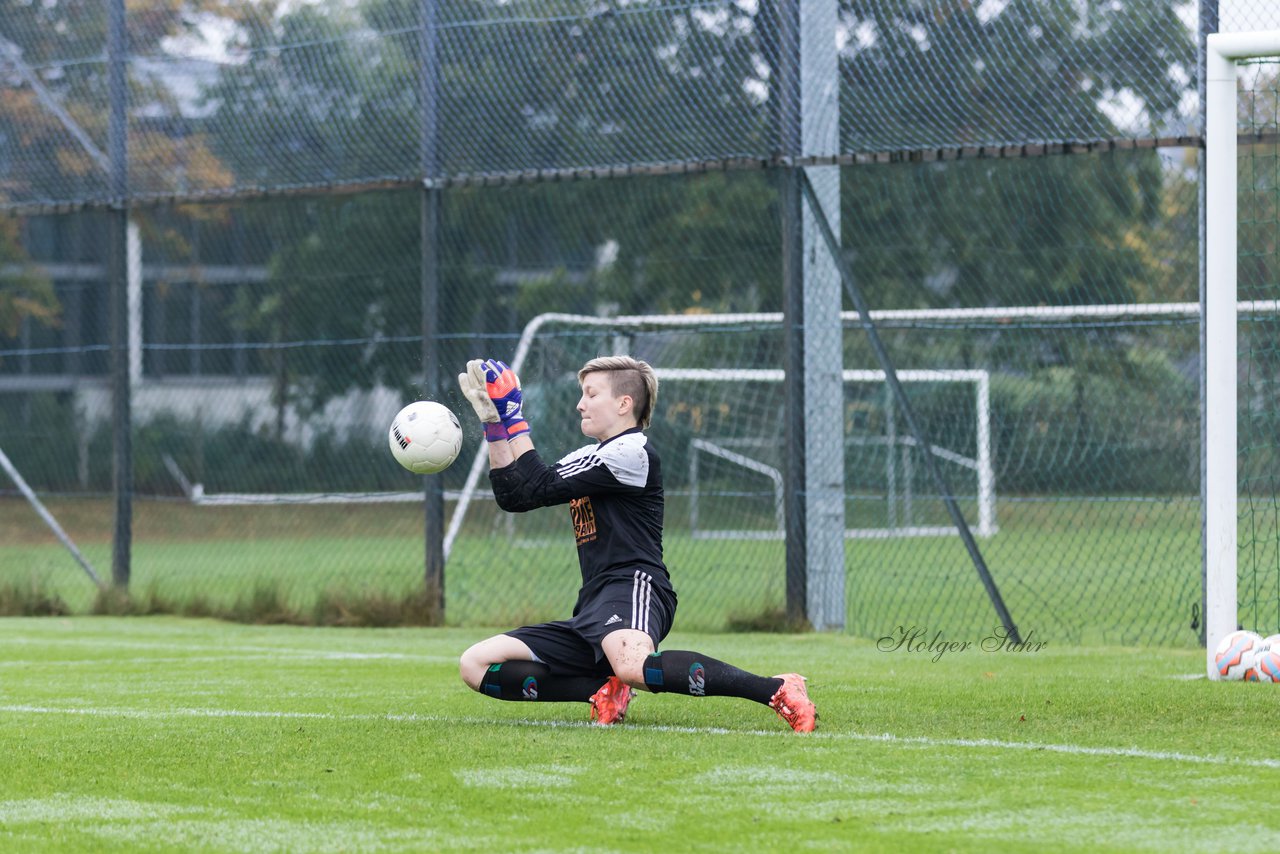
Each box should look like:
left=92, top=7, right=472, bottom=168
left=777, top=0, right=845, bottom=630
left=420, top=0, right=445, bottom=612
left=107, top=0, right=131, bottom=588
left=1196, top=0, right=1219, bottom=649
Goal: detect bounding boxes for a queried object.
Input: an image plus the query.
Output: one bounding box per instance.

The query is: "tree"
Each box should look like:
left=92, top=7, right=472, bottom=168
left=522, top=0, right=1196, bottom=316
left=0, top=218, right=57, bottom=344
left=0, top=0, right=237, bottom=207
left=189, top=0, right=1198, bottom=418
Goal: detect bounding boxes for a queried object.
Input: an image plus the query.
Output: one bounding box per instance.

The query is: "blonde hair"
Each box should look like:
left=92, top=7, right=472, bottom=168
left=577, top=356, right=659, bottom=429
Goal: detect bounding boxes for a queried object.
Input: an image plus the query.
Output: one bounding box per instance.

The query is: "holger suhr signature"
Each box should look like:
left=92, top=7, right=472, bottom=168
left=877, top=625, right=1048, bottom=662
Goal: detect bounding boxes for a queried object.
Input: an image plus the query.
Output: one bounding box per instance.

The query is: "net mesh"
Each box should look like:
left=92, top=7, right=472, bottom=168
left=1, top=1, right=1278, bottom=645
left=455, top=302, right=1199, bottom=642
left=0, top=153, right=1212, bottom=642
left=0, top=0, right=1201, bottom=210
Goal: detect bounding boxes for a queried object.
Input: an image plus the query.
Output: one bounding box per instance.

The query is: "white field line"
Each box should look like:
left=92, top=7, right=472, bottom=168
left=0, top=636, right=450, bottom=662
left=0, top=656, right=299, bottom=668
left=0, top=654, right=459, bottom=668
left=0, top=654, right=457, bottom=671
left=2, top=703, right=1277, bottom=771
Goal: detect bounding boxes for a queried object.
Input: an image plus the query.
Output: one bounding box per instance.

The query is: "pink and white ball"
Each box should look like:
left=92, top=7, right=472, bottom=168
left=1213, top=629, right=1264, bottom=681
left=1251, top=635, right=1280, bottom=682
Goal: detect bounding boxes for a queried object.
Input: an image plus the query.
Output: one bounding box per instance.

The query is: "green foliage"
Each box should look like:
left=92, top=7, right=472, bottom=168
left=0, top=578, right=71, bottom=616
left=842, top=0, right=1190, bottom=145
left=0, top=404, right=429, bottom=496
left=990, top=346, right=1197, bottom=494
left=0, top=393, right=87, bottom=492
left=189, top=420, right=406, bottom=494
left=0, top=217, right=58, bottom=344
left=0, top=0, right=237, bottom=200
left=725, top=606, right=811, bottom=634
left=178, top=0, right=1197, bottom=411
left=597, top=172, right=782, bottom=313
left=0, top=495, right=1201, bottom=645
left=90, top=581, right=443, bottom=627
left=311, top=584, right=442, bottom=627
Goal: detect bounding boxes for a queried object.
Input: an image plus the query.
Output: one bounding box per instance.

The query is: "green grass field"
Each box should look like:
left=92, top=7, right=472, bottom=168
left=1, top=494, right=1207, bottom=646
left=2, top=616, right=1279, bottom=852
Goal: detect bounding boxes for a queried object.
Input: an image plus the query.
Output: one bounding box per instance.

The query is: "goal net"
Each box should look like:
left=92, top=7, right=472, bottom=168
left=1205, top=31, right=1280, bottom=675
left=446, top=312, right=996, bottom=556
left=674, top=368, right=993, bottom=541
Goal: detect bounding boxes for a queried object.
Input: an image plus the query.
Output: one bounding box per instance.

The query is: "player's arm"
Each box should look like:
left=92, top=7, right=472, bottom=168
left=490, top=440, right=645, bottom=513
left=477, top=357, right=643, bottom=512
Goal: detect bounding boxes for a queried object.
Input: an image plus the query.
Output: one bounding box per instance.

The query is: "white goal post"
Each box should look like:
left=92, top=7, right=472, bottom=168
left=1204, top=29, right=1280, bottom=678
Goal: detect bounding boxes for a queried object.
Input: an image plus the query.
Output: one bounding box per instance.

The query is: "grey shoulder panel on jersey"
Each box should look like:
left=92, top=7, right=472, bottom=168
left=597, top=433, right=650, bottom=488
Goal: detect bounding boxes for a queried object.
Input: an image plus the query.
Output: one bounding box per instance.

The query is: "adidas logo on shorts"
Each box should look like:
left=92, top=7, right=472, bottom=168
left=604, top=614, right=622, bottom=626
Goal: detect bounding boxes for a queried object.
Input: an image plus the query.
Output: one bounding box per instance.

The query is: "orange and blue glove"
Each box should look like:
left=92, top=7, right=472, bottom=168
left=457, top=359, right=508, bottom=442
left=481, top=359, right=530, bottom=438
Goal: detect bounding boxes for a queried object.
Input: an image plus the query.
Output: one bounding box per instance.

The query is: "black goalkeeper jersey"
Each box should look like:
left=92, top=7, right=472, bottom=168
left=488, top=427, right=677, bottom=615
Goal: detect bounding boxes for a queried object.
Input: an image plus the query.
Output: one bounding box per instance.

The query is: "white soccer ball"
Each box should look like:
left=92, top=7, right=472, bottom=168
left=1213, top=629, right=1264, bottom=681
left=1252, top=638, right=1280, bottom=683
left=388, top=401, right=463, bottom=474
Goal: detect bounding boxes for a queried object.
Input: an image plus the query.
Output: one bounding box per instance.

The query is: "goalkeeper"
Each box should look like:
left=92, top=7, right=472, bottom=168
left=455, top=355, right=817, bottom=732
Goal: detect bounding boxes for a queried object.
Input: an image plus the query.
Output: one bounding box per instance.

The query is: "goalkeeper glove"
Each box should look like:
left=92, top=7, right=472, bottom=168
left=481, top=358, right=530, bottom=438
left=457, top=359, right=508, bottom=443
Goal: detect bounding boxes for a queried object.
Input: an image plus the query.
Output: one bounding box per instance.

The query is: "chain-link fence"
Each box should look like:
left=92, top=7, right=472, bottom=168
left=1, top=1, right=1277, bottom=645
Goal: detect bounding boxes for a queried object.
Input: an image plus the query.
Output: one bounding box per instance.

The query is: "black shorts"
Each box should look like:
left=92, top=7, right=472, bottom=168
left=506, top=571, right=675, bottom=677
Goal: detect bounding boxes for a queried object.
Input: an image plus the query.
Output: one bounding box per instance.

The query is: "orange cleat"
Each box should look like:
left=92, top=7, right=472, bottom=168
left=769, top=673, right=817, bottom=732
left=589, top=676, right=635, bottom=725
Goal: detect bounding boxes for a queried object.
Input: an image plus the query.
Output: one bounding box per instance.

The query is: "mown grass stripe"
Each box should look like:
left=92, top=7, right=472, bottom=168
left=3, top=703, right=1276, bottom=770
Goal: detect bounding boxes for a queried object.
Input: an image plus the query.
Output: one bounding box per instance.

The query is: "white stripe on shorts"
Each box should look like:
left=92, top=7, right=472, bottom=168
left=631, top=570, right=652, bottom=634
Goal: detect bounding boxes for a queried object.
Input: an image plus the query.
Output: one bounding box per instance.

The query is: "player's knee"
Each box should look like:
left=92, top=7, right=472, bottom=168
left=459, top=634, right=534, bottom=693
left=459, top=646, right=487, bottom=692
left=602, top=629, right=656, bottom=690
left=611, top=659, right=647, bottom=690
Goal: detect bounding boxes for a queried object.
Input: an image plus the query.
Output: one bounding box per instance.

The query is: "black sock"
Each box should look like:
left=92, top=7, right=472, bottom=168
left=479, top=661, right=607, bottom=703
left=642, top=651, right=782, bottom=705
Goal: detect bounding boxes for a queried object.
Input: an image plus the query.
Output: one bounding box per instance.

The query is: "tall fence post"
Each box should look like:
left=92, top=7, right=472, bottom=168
left=1196, top=0, right=1219, bottom=650
left=777, top=0, right=845, bottom=631
left=107, top=0, right=132, bottom=589
left=420, top=0, right=445, bottom=613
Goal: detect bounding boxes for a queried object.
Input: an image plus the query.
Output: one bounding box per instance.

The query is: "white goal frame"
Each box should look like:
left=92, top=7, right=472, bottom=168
left=674, top=368, right=995, bottom=541
left=1204, top=29, right=1280, bottom=678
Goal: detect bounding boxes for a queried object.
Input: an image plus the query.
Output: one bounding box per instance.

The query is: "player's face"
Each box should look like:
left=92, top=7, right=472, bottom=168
left=577, top=372, right=631, bottom=441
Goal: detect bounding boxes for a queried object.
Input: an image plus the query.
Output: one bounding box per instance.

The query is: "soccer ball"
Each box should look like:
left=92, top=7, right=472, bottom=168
left=1213, top=629, right=1264, bottom=681
left=1252, top=640, right=1280, bottom=683
left=388, top=401, right=462, bottom=474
